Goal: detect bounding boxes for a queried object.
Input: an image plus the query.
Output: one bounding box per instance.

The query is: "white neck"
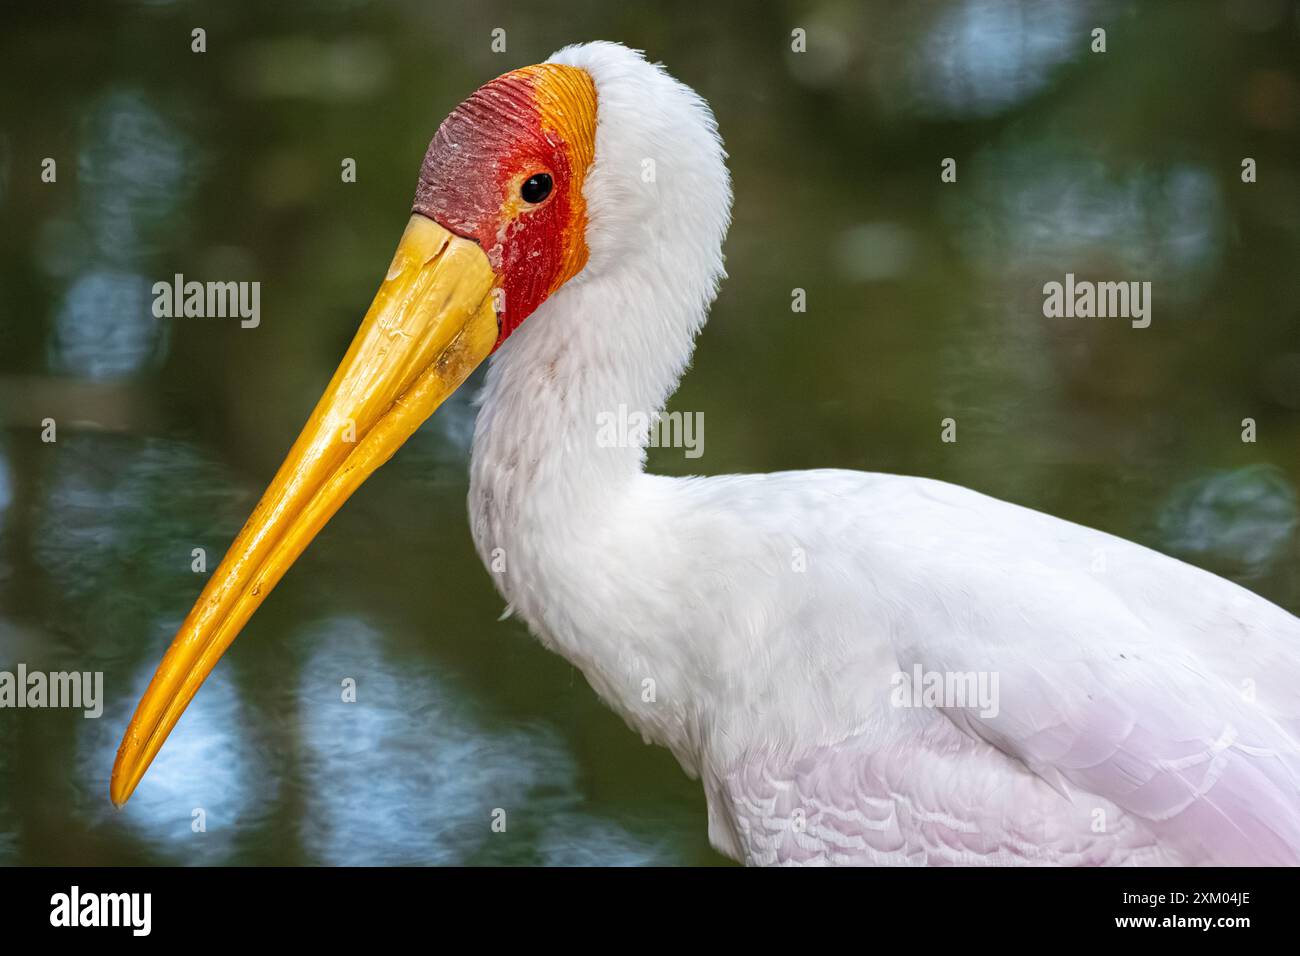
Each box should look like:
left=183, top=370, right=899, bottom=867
left=470, top=271, right=679, bottom=503
left=466, top=40, right=732, bottom=759
left=467, top=244, right=711, bottom=621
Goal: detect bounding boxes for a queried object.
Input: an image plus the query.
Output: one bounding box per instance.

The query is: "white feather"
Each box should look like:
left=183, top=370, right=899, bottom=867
left=467, top=42, right=1300, bottom=865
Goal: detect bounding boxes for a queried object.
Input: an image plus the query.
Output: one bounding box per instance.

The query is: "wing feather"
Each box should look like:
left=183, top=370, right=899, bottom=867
left=870, top=475, right=1300, bottom=864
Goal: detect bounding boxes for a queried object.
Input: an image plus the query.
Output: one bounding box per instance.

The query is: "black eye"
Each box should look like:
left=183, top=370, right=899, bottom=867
left=520, top=173, right=553, bottom=204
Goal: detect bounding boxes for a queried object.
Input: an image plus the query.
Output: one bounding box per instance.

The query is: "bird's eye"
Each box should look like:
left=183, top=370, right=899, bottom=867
left=520, top=173, right=553, bottom=204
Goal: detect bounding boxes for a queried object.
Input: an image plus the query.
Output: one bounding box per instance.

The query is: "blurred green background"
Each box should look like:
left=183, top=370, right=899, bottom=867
left=0, top=0, right=1297, bottom=865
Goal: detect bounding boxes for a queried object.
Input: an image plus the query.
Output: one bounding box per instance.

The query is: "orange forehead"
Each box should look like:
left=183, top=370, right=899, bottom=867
left=514, top=64, right=597, bottom=179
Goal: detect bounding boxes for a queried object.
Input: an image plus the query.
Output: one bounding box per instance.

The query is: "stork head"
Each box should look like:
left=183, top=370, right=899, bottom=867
left=413, top=63, right=596, bottom=344
left=110, top=42, right=730, bottom=807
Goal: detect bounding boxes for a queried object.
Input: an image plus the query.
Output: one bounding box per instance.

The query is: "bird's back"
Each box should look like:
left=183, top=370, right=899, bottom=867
left=626, top=469, right=1300, bottom=865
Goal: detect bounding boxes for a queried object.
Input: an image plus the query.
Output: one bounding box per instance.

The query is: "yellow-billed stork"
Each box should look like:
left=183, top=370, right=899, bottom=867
left=111, top=41, right=1300, bottom=866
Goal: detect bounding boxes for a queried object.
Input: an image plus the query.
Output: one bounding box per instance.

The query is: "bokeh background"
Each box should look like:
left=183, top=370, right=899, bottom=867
left=1, top=0, right=1297, bottom=865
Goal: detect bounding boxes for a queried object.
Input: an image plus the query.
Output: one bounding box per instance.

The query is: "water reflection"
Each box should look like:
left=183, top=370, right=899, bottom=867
left=535, top=819, right=680, bottom=867
left=910, top=0, right=1087, bottom=117
left=0, top=440, right=11, bottom=518
left=20, top=432, right=271, bottom=863
left=951, top=146, right=1225, bottom=296
left=27, top=433, right=249, bottom=684
left=44, top=90, right=192, bottom=382
left=31, top=436, right=243, bottom=606
left=51, top=269, right=163, bottom=380
left=77, top=661, right=275, bottom=865
left=1158, top=465, right=1299, bottom=578
left=75, top=90, right=190, bottom=267
left=298, top=619, right=678, bottom=865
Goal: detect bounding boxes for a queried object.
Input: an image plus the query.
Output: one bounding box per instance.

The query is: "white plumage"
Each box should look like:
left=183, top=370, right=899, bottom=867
left=468, top=43, right=1300, bottom=865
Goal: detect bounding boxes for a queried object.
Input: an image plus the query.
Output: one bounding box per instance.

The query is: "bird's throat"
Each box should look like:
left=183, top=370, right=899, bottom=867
left=465, top=266, right=700, bottom=638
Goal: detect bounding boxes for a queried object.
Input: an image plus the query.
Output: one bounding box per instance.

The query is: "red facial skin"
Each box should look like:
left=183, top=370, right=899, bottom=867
left=412, top=65, right=596, bottom=350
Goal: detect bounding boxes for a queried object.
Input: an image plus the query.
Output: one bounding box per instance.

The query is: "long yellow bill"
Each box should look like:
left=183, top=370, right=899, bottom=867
left=110, top=214, right=498, bottom=807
